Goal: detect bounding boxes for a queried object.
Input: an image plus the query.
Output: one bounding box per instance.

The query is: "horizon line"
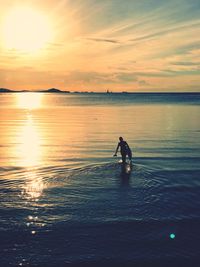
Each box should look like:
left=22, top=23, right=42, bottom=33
left=0, top=88, right=200, bottom=94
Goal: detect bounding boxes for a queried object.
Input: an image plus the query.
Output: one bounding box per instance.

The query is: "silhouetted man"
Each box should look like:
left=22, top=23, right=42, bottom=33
left=113, top=137, right=132, bottom=163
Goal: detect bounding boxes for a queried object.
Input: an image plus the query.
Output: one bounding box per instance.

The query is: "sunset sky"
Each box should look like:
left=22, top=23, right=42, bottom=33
left=0, top=0, right=200, bottom=92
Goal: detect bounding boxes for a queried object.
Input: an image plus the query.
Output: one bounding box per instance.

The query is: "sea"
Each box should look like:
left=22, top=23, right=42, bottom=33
left=0, top=92, right=200, bottom=267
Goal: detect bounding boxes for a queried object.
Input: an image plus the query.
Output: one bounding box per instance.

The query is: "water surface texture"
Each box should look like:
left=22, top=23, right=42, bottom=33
left=0, top=93, right=200, bottom=266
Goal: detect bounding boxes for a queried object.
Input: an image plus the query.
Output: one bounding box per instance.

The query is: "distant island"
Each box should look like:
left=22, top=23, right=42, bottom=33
left=0, top=88, right=14, bottom=93
left=0, top=88, right=70, bottom=93
left=39, top=88, right=70, bottom=93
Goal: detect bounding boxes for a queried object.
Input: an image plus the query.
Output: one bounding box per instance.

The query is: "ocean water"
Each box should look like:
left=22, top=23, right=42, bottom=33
left=0, top=92, right=200, bottom=266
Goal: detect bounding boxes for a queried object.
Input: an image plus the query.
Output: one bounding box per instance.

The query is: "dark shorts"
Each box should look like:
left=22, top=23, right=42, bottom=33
left=121, top=149, right=132, bottom=162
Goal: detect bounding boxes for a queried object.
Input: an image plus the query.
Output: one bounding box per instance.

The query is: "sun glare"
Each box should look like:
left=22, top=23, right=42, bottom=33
left=17, top=93, right=43, bottom=109
left=20, top=116, right=41, bottom=167
left=2, top=6, right=52, bottom=52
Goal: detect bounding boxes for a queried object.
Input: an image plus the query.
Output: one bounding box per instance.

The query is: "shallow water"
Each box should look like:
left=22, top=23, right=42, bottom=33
left=0, top=93, right=200, bottom=266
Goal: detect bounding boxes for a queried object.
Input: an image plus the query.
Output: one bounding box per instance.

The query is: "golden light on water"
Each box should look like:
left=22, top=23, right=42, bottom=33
left=18, top=114, right=45, bottom=200
left=17, top=93, right=43, bottom=109
left=16, top=94, right=43, bottom=166
left=2, top=6, right=53, bottom=52
left=21, top=171, right=44, bottom=200
left=23, top=172, right=45, bottom=200
left=18, top=114, right=42, bottom=167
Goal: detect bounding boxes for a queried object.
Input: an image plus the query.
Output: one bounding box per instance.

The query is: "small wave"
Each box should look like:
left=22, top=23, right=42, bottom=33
left=0, top=166, right=24, bottom=173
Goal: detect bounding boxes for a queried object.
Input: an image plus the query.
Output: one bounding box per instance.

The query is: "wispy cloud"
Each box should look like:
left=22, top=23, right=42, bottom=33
left=85, top=38, right=120, bottom=44
left=171, top=61, right=200, bottom=66
left=64, top=71, right=137, bottom=84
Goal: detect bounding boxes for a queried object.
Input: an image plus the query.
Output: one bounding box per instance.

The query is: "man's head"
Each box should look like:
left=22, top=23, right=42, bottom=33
left=119, top=136, right=123, bottom=141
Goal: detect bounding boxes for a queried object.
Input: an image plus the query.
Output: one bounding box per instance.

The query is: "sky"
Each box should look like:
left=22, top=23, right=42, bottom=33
left=0, top=0, right=200, bottom=92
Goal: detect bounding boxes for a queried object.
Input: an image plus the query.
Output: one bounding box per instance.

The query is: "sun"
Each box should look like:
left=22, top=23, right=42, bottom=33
left=2, top=6, right=52, bottom=52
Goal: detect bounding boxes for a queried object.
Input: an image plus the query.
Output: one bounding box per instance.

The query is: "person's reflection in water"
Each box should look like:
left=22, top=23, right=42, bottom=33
left=120, top=162, right=132, bottom=187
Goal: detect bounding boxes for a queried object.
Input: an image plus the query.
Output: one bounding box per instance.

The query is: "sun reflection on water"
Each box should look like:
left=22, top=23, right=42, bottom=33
left=21, top=171, right=44, bottom=201
left=14, top=94, right=46, bottom=202
left=18, top=114, right=46, bottom=201
left=16, top=92, right=43, bottom=110
left=19, top=114, right=41, bottom=167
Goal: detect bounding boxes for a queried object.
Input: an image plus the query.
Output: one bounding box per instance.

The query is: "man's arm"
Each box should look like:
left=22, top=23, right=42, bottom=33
left=113, top=143, right=119, bottom=156
left=125, top=142, right=131, bottom=151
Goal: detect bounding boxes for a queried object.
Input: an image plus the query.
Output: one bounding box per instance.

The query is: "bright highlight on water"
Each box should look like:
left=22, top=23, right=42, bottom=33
left=170, top=233, right=176, bottom=239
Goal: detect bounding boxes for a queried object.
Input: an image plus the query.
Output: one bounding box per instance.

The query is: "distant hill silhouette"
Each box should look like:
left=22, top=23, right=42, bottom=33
left=0, top=88, right=70, bottom=93
left=39, top=88, right=70, bottom=93
left=0, top=88, right=14, bottom=92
